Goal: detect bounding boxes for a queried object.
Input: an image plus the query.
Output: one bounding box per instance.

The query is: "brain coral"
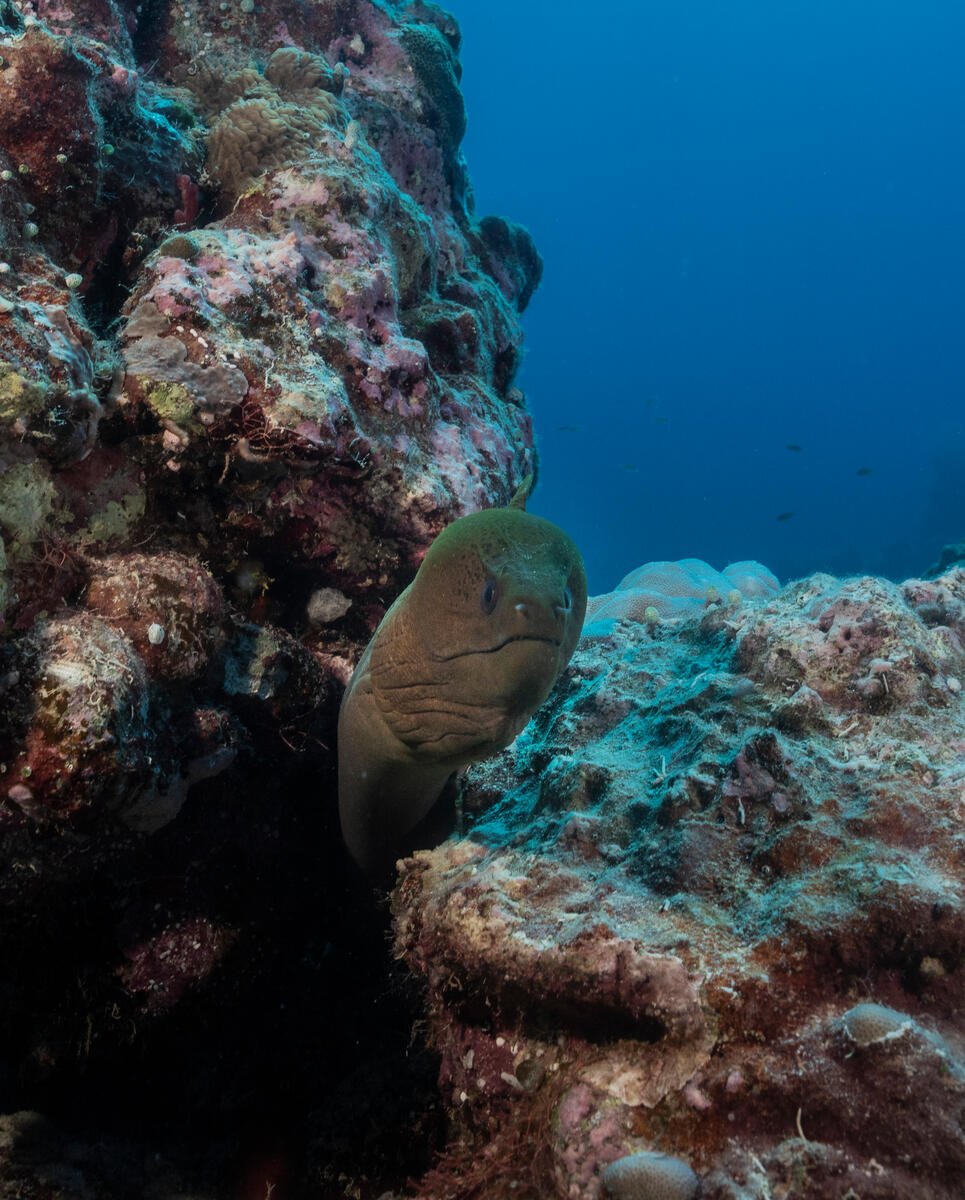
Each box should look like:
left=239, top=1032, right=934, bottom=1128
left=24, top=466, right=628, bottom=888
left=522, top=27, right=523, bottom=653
left=601, top=1152, right=700, bottom=1200
left=585, top=557, right=780, bottom=625
left=399, top=21, right=467, bottom=155
left=263, top=45, right=340, bottom=98
left=205, top=48, right=345, bottom=198
left=839, top=1002, right=914, bottom=1047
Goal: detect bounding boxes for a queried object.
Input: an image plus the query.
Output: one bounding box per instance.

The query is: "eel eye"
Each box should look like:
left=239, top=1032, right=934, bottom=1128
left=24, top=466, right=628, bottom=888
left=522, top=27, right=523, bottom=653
left=481, top=578, right=499, bottom=614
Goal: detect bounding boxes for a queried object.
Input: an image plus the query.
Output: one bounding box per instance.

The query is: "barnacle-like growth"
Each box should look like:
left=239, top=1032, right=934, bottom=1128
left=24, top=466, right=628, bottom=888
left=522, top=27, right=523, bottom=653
left=85, top=551, right=226, bottom=682
left=7, top=611, right=154, bottom=821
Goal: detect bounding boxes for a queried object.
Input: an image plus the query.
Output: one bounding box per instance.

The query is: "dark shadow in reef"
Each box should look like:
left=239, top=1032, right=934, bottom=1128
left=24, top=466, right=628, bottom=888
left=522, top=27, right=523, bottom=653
left=0, top=757, right=443, bottom=1198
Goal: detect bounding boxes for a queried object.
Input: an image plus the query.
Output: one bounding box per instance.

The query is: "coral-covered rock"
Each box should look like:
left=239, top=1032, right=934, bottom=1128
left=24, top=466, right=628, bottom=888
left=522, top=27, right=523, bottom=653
left=394, top=569, right=965, bottom=1199
left=0, top=1, right=540, bottom=1192
left=2, top=609, right=156, bottom=823
left=117, top=914, right=238, bottom=1016
left=737, top=571, right=963, bottom=712
left=85, top=550, right=225, bottom=681
left=926, top=540, right=965, bottom=578
left=0, top=13, right=200, bottom=293
left=0, top=607, right=240, bottom=832
left=119, top=80, right=535, bottom=587
left=1, top=0, right=539, bottom=634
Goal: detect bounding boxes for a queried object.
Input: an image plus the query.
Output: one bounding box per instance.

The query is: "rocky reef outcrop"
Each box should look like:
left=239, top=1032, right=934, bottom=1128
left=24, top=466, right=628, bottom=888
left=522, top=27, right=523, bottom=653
left=394, top=567, right=965, bottom=1199
left=0, top=0, right=537, bottom=1193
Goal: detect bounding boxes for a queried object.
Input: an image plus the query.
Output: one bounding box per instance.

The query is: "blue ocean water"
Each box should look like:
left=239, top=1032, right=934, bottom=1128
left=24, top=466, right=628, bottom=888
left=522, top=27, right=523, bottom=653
left=453, top=0, right=965, bottom=594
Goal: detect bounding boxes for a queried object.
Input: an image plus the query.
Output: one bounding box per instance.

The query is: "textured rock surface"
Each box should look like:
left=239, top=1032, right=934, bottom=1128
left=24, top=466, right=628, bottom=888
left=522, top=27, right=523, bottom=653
left=394, top=569, right=965, bottom=1199
left=0, top=0, right=536, bottom=1193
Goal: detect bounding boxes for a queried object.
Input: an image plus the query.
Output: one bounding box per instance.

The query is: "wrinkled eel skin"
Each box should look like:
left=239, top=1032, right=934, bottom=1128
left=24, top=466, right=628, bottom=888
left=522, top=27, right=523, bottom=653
left=338, top=480, right=586, bottom=880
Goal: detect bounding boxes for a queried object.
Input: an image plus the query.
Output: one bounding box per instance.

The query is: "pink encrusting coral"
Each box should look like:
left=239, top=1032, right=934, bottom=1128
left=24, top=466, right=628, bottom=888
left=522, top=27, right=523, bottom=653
left=393, top=566, right=965, bottom=1199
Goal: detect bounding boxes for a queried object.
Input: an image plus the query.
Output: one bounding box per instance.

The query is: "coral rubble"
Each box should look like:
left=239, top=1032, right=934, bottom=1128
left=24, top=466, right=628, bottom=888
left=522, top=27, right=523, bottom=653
left=394, top=568, right=965, bottom=1199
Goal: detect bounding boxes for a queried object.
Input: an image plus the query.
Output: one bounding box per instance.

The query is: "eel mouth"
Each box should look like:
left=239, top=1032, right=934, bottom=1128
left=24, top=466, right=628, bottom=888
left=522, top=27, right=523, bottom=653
left=489, top=634, right=561, bottom=653
left=435, top=634, right=561, bottom=662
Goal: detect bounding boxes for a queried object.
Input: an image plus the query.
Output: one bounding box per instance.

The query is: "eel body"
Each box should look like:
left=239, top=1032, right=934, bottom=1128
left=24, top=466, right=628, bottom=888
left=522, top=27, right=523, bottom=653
left=337, top=485, right=586, bottom=879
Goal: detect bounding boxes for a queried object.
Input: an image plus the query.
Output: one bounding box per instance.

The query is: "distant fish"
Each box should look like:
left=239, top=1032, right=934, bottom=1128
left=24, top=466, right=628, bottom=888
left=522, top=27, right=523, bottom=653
left=622, top=463, right=638, bottom=471
left=856, top=466, right=873, bottom=477
left=655, top=416, right=669, bottom=424
left=776, top=511, right=795, bottom=522
left=556, top=424, right=581, bottom=432
left=785, top=443, right=803, bottom=452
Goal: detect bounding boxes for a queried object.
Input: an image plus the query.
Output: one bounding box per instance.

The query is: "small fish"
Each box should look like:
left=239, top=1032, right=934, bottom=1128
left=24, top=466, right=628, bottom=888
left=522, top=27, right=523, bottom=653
left=856, top=466, right=873, bottom=477
left=655, top=416, right=669, bottom=424
left=622, top=463, right=638, bottom=471
left=785, top=443, right=803, bottom=452
left=776, top=511, right=795, bottom=522
left=556, top=424, right=581, bottom=432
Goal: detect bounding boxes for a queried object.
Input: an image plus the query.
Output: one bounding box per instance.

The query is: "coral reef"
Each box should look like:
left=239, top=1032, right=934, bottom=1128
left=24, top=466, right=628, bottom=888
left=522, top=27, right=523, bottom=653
left=393, top=567, right=965, bottom=1199
left=3, top=0, right=958, bottom=1195
left=0, top=0, right=537, bottom=1192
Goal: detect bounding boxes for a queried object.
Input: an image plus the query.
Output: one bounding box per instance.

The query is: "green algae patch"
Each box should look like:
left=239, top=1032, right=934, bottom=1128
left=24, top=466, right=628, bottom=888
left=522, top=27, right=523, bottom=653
left=0, top=461, right=59, bottom=556
left=0, top=363, right=48, bottom=423
left=143, top=379, right=195, bottom=427
left=75, top=488, right=146, bottom=549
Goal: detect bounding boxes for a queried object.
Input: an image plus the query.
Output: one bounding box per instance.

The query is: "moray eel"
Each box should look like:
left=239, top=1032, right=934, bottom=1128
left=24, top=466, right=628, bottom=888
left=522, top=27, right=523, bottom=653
left=338, top=479, right=586, bottom=880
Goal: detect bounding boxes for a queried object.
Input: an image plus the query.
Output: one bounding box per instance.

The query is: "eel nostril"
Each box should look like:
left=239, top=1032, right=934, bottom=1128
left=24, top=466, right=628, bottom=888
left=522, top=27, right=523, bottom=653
left=515, top=602, right=528, bottom=616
